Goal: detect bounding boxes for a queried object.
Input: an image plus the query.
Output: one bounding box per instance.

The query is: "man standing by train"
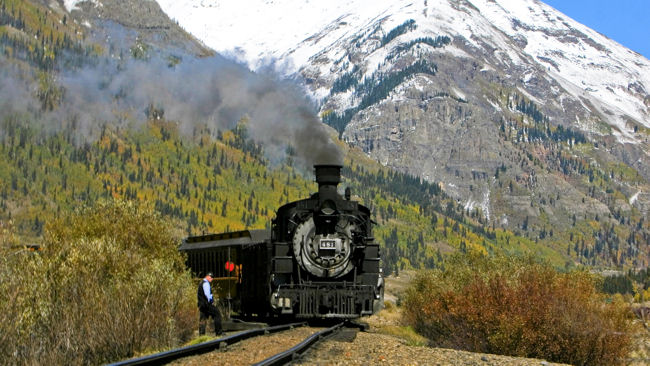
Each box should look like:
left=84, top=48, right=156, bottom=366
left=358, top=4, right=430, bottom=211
left=197, top=272, right=223, bottom=336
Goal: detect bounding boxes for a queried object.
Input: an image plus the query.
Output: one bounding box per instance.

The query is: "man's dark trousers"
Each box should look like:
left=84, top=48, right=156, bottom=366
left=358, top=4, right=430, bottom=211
left=199, top=303, right=222, bottom=336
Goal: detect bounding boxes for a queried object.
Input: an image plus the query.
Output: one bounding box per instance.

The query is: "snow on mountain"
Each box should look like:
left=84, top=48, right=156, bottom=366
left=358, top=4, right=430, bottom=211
left=64, top=0, right=98, bottom=11
left=154, top=0, right=499, bottom=75
left=154, top=0, right=649, bottom=146
left=471, top=0, right=650, bottom=141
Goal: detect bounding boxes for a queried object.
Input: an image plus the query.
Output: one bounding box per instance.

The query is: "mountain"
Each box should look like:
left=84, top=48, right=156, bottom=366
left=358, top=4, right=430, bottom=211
left=1, top=0, right=647, bottom=269
left=2, top=0, right=557, bottom=277
left=154, top=0, right=649, bottom=139
left=152, top=0, right=650, bottom=266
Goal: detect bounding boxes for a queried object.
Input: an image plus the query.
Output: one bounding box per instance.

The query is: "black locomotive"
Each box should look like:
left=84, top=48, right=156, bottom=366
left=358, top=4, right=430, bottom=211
left=179, top=165, right=383, bottom=319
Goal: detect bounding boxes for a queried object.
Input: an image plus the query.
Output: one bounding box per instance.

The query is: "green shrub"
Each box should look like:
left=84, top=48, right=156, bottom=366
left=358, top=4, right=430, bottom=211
left=403, top=253, right=634, bottom=366
left=0, top=200, right=196, bottom=365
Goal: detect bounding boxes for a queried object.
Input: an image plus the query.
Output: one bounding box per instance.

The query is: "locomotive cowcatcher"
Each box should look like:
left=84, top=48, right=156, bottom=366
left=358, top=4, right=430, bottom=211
left=179, top=165, right=383, bottom=319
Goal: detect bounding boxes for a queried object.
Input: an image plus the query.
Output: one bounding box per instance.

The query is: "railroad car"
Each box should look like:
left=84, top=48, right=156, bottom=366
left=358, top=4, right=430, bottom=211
left=179, top=165, right=383, bottom=319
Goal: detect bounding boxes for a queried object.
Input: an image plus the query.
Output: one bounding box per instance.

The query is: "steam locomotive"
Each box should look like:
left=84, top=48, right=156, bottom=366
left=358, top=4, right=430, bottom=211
left=179, top=165, right=383, bottom=319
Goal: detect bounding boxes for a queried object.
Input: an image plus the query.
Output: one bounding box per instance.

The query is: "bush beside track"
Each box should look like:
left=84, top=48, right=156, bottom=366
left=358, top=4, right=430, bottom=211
left=0, top=200, right=196, bottom=365
left=403, top=254, right=635, bottom=366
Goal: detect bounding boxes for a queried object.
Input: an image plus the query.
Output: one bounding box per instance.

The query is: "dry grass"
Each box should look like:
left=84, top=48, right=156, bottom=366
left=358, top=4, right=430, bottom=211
left=382, top=271, right=416, bottom=306
left=366, top=300, right=428, bottom=347
left=627, top=303, right=650, bottom=365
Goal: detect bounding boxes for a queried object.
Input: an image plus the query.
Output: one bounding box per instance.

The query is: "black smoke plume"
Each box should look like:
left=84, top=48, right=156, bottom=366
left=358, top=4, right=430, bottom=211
left=1, top=52, right=344, bottom=168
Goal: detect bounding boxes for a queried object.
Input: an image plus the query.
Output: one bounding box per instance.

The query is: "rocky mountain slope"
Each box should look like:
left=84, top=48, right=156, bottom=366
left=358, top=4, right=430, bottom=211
left=6, top=0, right=560, bottom=277
left=63, top=0, right=211, bottom=57
left=150, top=0, right=649, bottom=265
left=4, top=0, right=644, bottom=267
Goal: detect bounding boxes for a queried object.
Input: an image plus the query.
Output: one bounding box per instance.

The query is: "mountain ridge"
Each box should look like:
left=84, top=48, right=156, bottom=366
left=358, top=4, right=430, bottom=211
left=150, top=0, right=650, bottom=267
left=1, top=0, right=648, bottom=270
left=152, top=0, right=649, bottom=198
left=3, top=0, right=559, bottom=276
left=154, top=0, right=650, bottom=139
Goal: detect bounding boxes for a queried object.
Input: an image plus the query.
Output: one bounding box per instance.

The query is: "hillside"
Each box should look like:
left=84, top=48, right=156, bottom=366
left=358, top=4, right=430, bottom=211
left=1, top=0, right=648, bottom=271
left=1, top=111, right=570, bottom=273
left=0, top=0, right=551, bottom=273
left=154, top=0, right=650, bottom=269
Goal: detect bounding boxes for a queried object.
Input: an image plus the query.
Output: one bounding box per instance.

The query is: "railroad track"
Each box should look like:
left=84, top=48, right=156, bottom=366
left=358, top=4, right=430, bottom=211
left=253, top=322, right=344, bottom=366
left=108, top=322, right=307, bottom=366
left=108, top=321, right=349, bottom=366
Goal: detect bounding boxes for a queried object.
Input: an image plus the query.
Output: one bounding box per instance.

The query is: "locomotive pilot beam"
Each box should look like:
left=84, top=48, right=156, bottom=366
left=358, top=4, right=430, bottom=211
left=180, top=165, right=384, bottom=319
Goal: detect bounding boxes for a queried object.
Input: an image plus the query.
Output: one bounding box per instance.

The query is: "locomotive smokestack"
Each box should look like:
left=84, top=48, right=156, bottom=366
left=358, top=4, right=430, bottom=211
left=314, top=165, right=342, bottom=188
left=314, top=165, right=342, bottom=214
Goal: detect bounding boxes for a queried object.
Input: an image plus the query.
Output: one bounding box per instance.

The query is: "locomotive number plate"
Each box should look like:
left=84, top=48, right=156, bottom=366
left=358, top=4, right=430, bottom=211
left=319, top=239, right=337, bottom=249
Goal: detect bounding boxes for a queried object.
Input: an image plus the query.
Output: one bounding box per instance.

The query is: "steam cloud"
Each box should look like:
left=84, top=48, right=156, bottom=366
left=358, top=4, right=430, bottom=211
left=0, top=53, right=344, bottom=168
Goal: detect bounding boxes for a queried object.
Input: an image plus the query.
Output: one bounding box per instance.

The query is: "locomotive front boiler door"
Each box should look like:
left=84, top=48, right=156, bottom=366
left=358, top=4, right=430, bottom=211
left=292, top=217, right=355, bottom=278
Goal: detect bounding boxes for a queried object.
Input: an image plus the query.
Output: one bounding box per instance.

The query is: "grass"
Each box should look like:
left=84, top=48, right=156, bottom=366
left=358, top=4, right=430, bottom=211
left=381, top=324, right=429, bottom=347
left=366, top=295, right=428, bottom=347
left=183, top=335, right=216, bottom=347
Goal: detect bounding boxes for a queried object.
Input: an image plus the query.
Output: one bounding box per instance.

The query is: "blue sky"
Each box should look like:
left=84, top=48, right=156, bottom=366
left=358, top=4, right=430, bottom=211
left=543, top=0, right=650, bottom=60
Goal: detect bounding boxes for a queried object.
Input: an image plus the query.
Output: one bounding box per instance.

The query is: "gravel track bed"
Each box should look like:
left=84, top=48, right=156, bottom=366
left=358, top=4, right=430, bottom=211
left=171, top=326, right=567, bottom=366
left=170, top=327, right=323, bottom=366
left=297, top=331, right=568, bottom=366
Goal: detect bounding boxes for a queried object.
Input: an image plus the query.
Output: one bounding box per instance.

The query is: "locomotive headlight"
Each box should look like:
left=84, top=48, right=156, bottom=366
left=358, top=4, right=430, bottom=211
left=320, top=200, right=336, bottom=215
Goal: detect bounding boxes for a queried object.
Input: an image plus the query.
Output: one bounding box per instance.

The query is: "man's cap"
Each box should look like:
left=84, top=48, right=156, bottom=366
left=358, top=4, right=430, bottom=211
left=206, top=272, right=214, bottom=277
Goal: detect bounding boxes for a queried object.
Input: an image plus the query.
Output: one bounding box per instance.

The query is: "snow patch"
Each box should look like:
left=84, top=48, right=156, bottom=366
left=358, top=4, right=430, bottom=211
left=486, top=98, right=502, bottom=112
left=64, top=0, right=98, bottom=12
left=451, top=87, right=466, bottom=101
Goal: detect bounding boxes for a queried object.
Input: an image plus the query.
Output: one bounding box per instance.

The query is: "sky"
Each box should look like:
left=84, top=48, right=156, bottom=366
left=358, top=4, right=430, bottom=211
left=543, top=0, right=650, bottom=60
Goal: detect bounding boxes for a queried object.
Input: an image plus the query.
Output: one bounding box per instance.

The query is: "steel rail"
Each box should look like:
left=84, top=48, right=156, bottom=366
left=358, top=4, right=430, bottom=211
left=107, top=322, right=307, bottom=366
left=253, top=322, right=344, bottom=366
